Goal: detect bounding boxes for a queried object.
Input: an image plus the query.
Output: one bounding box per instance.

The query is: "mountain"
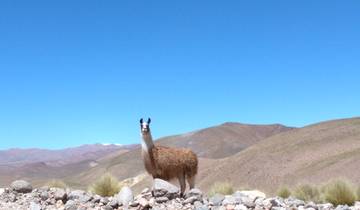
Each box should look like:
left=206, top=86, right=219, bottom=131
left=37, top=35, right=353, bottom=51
left=65, top=123, right=292, bottom=191
left=3, top=118, right=360, bottom=196
left=0, top=144, right=132, bottom=187
left=196, top=117, right=360, bottom=194
left=0, top=144, right=126, bottom=167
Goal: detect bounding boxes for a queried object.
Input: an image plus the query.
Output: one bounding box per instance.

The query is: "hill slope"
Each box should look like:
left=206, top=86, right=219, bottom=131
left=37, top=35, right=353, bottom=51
left=0, top=144, right=130, bottom=187
left=197, top=117, right=360, bottom=194
left=67, top=123, right=292, bottom=190
left=0, top=144, right=125, bottom=167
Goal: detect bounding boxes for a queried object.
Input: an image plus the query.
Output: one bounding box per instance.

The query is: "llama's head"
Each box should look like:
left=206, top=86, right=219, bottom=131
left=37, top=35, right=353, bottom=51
left=140, top=118, right=151, bottom=134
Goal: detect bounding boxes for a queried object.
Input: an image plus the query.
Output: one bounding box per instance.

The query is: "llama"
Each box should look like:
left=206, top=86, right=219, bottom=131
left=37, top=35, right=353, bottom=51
left=140, top=118, right=198, bottom=196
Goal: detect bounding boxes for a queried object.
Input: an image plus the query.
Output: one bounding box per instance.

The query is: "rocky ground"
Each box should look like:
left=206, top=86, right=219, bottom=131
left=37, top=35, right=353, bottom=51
left=1, top=179, right=360, bottom=210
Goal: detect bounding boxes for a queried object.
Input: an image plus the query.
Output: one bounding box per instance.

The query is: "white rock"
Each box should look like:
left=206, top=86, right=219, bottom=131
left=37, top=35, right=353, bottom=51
left=11, top=180, right=33, bottom=193
left=235, top=190, right=266, bottom=200
left=115, top=186, right=133, bottom=207
left=235, top=204, right=248, bottom=210
left=153, top=179, right=179, bottom=199
left=29, top=202, right=41, bottom=210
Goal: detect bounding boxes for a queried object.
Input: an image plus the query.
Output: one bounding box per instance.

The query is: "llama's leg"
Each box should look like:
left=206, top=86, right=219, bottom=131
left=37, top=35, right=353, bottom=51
left=187, top=175, right=196, bottom=189
left=178, top=174, right=186, bottom=197
left=151, top=175, right=158, bottom=197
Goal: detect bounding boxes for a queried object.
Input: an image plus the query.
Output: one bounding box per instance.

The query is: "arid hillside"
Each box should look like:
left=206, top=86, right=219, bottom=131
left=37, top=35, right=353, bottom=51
left=65, top=122, right=292, bottom=190
left=197, top=117, right=360, bottom=194
left=2, top=118, right=360, bottom=196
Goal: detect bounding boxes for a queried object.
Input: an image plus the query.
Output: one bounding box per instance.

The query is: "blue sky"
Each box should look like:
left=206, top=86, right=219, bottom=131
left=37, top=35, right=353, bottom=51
left=0, top=1, right=359, bottom=149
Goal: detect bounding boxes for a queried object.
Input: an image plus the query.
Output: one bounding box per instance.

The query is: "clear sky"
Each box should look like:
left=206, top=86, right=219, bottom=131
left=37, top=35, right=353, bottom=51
left=0, top=1, right=359, bottom=149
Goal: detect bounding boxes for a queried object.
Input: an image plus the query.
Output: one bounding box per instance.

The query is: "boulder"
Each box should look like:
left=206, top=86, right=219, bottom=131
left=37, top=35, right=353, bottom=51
left=29, top=202, right=41, bottom=210
left=11, top=180, right=33, bottom=193
left=210, top=193, right=225, bottom=206
left=64, top=200, right=78, bottom=210
left=222, top=195, right=237, bottom=205
left=234, top=190, right=266, bottom=200
left=53, top=188, right=67, bottom=202
left=115, top=186, right=133, bottom=206
left=185, top=188, right=203, bottom=200
left=67, top=190, right=87, bottom=201
left=153, top=178, right=179, bottom=199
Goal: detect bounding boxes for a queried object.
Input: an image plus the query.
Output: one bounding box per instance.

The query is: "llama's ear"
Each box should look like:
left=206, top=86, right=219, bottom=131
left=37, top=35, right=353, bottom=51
left=147, top=118, right=151, bottom=124
left=140, top=118, right=143, bottom=124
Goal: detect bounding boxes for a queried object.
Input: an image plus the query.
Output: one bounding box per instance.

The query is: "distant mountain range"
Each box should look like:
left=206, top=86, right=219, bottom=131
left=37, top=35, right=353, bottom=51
left=0, top=144, right=127, bottom=167
left=1, top=117, right=359, bottom=196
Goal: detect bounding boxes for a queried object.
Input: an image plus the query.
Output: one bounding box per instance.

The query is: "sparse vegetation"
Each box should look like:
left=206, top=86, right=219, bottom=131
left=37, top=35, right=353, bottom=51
left=208, top=181, right=234, bottom=197
left=323, top=179, right=356, bottom=206
left=357, top=186, right=360, bottom=201
left=293, top=184, right=321, bottom=202
left=277, top=186, right=291, bottom=198
left=89, top=173, right=121, bottom=196
left=45, top=179, right=67, bottom=189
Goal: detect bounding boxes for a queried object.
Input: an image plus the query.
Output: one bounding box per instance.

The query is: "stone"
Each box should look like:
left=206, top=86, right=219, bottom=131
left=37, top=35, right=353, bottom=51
left=64, top=200, right=78, bottom=210
left=102, top=206, right=113, bottom=210
left=149, top=197, right=156, bottom=207
left=234, top=204, right=248, bottom=210
left=155, top=196, right=169, bottom=203
left=55, top=200, right=64, bottom=208
left=0, top=188, right=4, bottom=195
left=11, top=180, right=33, bottom=193
left=335, top=205, right=350, bottom=210
left=185, top=188, right=203, bottom=199
left=235, top=190, right=266, bottom=200
left=210, top=193, right=225, bottom=206
left=100, top=197, right=109, bottom=205
left=194, top=201, right=203, bottom=208
left=68, top=190, right=86, bottom=200
left=222, top=195, right=237, bottom=205
left=129, top=200, right=139, bottom=207
left=305, top=201, right=318, bottom=210
left=79, top=194, right=92, bottom=203
left=184, top=196, right=200, bottom=204
left=196, top=206, right=210, bottom=210
left=272, top=207, right=286, bottom=210
left=29, top=202, right=41, bottom=210
left=92, top=195, right=101, bottom=203
left=138, top=197, right=149, bottom=207
left=108, top=199, right=118, bottom=209
left=54, top=188, right=67, bottom=202
left=141, top=188, right=150, bottom=194
left=318, top=203, right=334, bottom=210
left=115, top=186, right=133, bottom=206
left=40, top=191, right=49, bottom=201
left=285, top=197, right=306, bottom=207
left=153, top=178, right=179, bottom=199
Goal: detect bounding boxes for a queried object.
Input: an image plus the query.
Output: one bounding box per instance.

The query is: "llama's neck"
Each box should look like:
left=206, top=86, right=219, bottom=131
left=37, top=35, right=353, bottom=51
left=141, top=132, right=154, bottom=153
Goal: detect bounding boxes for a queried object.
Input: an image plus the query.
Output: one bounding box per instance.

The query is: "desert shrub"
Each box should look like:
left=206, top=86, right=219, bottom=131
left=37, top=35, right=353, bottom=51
left=89, top=173, right=121, bottom=196
left=323, top=179, right=356, bottom=206
left=277, top=186, right=291, bottom=198
left=208, top=181, right=234, bottom=197
left=293, top=184, right=321, bottom=202
left=356, top=186, right=360, bottom=201
left=45, top=179, right=67, bottom=189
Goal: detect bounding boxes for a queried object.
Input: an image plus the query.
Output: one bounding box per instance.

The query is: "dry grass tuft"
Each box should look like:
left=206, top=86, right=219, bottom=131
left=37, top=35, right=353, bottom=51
left=208, top=181, right=234, bottom=197
left=89, top=173, right=121, bottom=197
left=277, top=186, right=291, bottom=198
left=323, top=179, right=356, bottom=206
left=293, top=184, right=321, bottom=202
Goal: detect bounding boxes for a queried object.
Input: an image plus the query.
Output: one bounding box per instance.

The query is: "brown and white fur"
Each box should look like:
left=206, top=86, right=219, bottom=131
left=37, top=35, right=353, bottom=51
left=140, top=118, right=198, bottom=196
